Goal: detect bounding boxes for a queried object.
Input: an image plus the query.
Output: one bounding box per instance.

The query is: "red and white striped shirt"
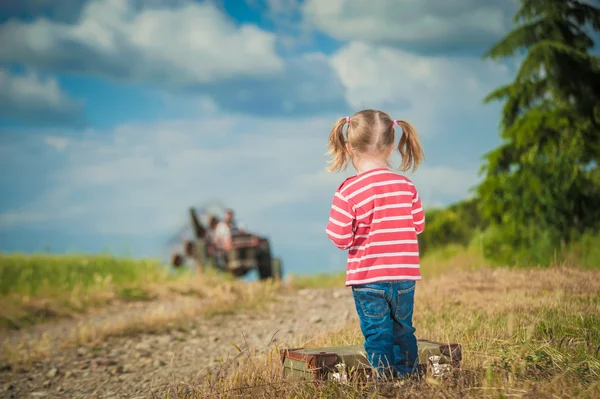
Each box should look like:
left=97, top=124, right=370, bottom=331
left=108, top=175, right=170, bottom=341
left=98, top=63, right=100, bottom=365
left=325, top=168, right=425, bottom=286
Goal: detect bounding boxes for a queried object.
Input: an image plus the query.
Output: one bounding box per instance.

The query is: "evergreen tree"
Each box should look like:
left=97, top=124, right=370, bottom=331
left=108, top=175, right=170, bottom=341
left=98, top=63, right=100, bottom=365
left=477, top=0, right=600, bottom=264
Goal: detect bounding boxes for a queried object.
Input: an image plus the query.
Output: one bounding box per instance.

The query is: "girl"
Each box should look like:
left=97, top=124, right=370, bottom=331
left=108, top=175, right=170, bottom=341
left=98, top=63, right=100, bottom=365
left=325, top=109, right=425, bottom=381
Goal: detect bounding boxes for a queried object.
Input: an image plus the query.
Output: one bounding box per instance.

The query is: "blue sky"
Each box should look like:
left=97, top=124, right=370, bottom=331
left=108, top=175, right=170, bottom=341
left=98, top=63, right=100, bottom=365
left=0, top=0, right=523, bottom=276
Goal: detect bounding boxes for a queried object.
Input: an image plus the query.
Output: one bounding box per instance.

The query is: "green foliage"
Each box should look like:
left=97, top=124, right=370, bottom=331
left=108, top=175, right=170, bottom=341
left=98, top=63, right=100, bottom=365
left=561, top=230, right=600, bottom=269
left=0, top=253, right=168, bottom=297
left=477, top=226, right=600, bottom=268
left=419, top=198, right=485, bottom=256
left=476, top=0, right=600, bottom=264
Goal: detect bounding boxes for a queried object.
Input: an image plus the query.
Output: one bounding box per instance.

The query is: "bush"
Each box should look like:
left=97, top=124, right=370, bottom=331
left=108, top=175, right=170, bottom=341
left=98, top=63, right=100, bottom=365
left=419, top=198, right=485, bottom=256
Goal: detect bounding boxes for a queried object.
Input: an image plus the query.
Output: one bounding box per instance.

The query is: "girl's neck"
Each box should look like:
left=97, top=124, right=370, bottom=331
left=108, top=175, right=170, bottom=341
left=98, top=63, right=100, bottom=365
left=352, top=157, right=389, bottom=174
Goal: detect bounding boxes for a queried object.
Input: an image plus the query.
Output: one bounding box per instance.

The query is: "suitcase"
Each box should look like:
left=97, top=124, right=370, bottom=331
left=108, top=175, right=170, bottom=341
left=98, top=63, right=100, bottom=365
left=280, top=339, right=462, bottom=384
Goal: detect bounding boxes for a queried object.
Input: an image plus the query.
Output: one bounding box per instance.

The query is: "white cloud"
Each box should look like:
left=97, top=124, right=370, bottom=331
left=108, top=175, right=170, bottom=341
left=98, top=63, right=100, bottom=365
left=2, top=0, right=90, bottom=24
left=45, top=136, right=71, bottom=151
left=0, top=0, right=283, bottom=86
left=0, top=68, right=83, bottom=124
left=0, top=0, right=348, bottom=116
left=409, top=164, right=479, bottom=203
left=0, top=115, right=480, bottom=247
left=302, top=0, right=517, bottom=54
left=1, top=37, right=513, bottom=243
left=201, top=51, right=348, bottom=116
left=245, top=0, right=311, bottom=49
left=0, top=0, right=519, bottom=264
left=265, top=0, right=300, bottom=16
left=329, top=41, right=511, bottom=140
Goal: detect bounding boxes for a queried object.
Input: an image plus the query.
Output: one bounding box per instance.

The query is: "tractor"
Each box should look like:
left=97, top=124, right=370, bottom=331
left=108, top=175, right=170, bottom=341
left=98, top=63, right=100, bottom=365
left=170, top=207, right=283, bottom=281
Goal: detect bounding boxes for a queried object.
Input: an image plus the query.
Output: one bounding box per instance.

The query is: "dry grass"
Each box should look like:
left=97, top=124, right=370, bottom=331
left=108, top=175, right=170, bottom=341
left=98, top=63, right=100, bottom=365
left=68, top=276, right=282, bottom=346
left=167, top=266, right=600, bottom=399
left=1, top=332, right=53, bottom=372
left=0, top=275, right=282, bottom=371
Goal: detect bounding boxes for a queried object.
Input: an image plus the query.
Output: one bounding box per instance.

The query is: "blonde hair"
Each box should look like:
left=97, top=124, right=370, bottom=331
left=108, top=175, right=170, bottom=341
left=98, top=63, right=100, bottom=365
left=326, top=109, right=424, bottom=173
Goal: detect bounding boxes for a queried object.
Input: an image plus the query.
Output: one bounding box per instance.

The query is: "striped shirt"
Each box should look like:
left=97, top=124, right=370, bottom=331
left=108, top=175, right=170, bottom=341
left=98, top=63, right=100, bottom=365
left=325, top=168, right=425, bottom=286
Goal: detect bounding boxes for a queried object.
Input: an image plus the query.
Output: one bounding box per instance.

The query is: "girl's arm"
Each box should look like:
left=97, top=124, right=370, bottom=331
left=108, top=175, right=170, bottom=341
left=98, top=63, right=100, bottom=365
left=411, top=188, right=425, bottom=235
left=326, top=191, right=356, bottom=250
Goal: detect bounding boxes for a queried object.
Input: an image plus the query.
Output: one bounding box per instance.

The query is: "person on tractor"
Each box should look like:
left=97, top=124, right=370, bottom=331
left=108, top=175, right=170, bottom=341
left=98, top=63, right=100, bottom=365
left=214, top=209, right=236, bottom=249
left=213, top=209, right=259, bottom=268
left=224, top=209, right=239, bottom=233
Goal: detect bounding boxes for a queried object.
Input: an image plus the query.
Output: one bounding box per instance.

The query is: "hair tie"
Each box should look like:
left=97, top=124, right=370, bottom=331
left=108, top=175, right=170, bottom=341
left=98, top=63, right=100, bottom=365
left=393, top=120, right=398, bottom=126
left=345, top=116, right=350, bottom=124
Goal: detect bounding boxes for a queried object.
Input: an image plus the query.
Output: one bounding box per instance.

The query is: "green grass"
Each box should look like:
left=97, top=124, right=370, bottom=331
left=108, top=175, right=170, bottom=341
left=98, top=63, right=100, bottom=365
left=0, top=253, right=183, bottom=329
left=0, top=253, right=170, bottom=296
left=286, top=272, right=346, bottom=289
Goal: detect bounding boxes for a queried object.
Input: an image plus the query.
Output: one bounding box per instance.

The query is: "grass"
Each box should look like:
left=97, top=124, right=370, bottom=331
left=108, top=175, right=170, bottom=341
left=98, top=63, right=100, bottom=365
left=167, top=265, right=600, bottom=398
left=0, top=252, right=240, bottom=330
left=1, top=273, right=283, bottom=371
left=0, top=253, right=168, bottom=296
left=286, top=272, right=346, bottom=289
left=2, top=247, right=600, bottom=397
left=66, top=276, right=282, bottom=347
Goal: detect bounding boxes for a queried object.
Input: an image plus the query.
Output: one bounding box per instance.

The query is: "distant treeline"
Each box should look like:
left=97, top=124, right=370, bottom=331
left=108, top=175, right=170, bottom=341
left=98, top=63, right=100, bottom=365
left=418, top=199, right=484, bottom=258
left=419, top=196, right=600, bottom=269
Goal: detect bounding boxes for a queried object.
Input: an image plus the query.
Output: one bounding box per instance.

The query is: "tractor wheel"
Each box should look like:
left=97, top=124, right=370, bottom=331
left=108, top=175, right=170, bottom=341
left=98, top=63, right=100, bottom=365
left=271, top=258, right=283, bottom=281
left=171, top=253, right=185, bottom=268
left=257, top=251, right=273, bottom=280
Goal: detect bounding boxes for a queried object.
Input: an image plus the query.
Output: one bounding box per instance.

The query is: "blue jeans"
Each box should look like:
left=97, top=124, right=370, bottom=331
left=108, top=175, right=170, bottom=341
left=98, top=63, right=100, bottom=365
left=352, top=280, right=418, bottom=380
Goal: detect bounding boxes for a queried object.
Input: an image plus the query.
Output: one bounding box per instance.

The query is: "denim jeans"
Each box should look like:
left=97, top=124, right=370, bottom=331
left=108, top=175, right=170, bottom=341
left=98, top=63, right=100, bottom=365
left=351, top=280, right=418, bottom=380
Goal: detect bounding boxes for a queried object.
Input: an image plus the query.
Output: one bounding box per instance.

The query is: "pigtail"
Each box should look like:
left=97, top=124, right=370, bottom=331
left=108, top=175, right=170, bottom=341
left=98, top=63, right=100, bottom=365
left=326, top=117, right=349, bottom=172
left=397, top=120, right=424, bottom=173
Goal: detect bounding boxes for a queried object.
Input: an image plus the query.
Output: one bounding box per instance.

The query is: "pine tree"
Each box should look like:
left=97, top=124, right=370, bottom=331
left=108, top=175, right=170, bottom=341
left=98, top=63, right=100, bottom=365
left=477, top=0, right=600, bottom=265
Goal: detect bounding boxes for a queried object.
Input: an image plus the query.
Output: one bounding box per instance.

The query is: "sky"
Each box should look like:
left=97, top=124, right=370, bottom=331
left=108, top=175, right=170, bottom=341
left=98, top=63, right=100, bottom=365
left=0, top=0, right=523, bottom=276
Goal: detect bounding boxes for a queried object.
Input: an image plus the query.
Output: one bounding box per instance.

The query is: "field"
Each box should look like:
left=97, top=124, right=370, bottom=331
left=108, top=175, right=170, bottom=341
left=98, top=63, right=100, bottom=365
left=1, top=251, right=599, bottom=398
left=0, top=253, right=167, bottom=330
left=0, top=253, right=250, bottom=331
left=181, top=265, right=600, bottom=399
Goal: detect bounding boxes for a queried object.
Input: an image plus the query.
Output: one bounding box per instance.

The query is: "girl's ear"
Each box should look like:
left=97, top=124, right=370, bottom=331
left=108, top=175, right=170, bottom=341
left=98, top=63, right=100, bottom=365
left=345, top=142, right=353, bottom=157
left=386, top=143, right=395, bottom=159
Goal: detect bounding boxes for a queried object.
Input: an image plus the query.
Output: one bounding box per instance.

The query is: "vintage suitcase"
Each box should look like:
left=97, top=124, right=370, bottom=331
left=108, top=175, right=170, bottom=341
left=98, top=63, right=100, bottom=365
left=280, top=339, right=461, bottom=384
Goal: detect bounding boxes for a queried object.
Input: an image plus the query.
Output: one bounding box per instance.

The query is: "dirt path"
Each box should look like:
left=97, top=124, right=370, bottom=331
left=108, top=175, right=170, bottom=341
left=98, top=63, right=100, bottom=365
left=0, top=287, right=357, bottom=399
left=1, top=296, right=209, bottom=347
